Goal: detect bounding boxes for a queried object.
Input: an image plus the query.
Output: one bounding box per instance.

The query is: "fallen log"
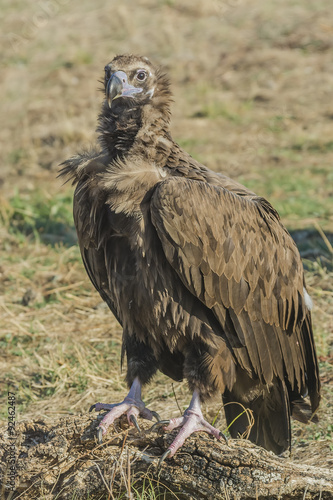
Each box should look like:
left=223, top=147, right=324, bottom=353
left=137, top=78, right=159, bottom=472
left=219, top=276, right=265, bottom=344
left=1, top=414, right=332, bottom=499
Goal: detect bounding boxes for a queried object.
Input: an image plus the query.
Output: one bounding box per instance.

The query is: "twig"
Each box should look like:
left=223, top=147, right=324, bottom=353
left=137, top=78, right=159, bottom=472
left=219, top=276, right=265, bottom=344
left=127, top=448, right=131, bottom=499
left=171, top=383, right=182, bottom=416
left=223, top=401, right=255, bottom=439
left=314, top=222, right=333, bottom=255
left=43, top=281, right=85, bottom=296
left=95, top=462, right=113, bottom=497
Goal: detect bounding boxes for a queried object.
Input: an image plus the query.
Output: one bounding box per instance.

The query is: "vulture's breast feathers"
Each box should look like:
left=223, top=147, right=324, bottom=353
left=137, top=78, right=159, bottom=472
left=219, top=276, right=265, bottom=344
left=103, top=157, right=167, bottom=218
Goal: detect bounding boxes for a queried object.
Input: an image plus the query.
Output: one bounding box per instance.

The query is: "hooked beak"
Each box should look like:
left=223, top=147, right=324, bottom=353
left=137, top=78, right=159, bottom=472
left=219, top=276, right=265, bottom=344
left=106, top=70, right=143, bottom=107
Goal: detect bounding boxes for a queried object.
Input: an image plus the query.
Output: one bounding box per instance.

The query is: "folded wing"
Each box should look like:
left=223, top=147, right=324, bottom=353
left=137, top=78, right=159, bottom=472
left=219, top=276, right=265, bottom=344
left=151, top=177, right=319, bottom=409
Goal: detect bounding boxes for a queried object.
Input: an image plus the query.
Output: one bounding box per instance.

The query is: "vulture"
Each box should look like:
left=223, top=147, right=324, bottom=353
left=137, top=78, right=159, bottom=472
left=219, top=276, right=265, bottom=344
left=60, top=54, right=320, bottom=460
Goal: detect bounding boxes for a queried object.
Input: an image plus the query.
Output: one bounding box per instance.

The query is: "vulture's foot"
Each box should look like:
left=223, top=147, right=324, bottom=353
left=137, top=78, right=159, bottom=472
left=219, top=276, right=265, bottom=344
left=90, top=378, right=160, bottom=443
left=156, top=390, right=227, bottom=463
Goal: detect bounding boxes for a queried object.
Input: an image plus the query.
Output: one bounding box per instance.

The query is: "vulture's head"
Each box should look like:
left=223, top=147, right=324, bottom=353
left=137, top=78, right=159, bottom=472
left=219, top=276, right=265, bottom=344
left=103, top=54, right=170, bottom=112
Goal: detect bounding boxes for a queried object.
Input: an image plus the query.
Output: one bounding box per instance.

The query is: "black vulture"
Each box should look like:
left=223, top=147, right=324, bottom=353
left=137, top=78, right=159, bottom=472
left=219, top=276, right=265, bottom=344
left=60, top=54, right=320, bottom=460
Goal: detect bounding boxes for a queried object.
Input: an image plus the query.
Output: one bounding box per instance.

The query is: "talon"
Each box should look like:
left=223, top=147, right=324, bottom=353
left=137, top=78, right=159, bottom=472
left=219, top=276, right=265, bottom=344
left=151, top=411, right=161, bottom=422
left=89, top=404, right=96, bottom=413
left=97, top=427, right=103, bottom=444
left=219, top=431, right=228, bottom=445
left=159, top=448, right=172, bottom=467
left=129, top=414, right=141, bottom=433
left=150, top=419, right=170, bottom=433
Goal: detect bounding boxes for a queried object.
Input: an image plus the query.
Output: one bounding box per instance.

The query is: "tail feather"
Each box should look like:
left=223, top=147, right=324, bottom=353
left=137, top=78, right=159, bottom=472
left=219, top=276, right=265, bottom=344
left=291, top=397, right=319, bottom=424
left=223, top=379, right=291, bottom=455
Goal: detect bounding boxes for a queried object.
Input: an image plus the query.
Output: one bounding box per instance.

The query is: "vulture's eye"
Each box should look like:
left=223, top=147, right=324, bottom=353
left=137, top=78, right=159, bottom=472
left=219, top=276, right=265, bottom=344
left=136, top=70, right=147, bottom=82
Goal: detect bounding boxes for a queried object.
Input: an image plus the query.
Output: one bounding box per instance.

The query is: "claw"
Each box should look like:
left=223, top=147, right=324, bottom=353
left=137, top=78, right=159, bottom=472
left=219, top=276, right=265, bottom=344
left=151, top=411, right=161, bottom=422
left=97, top=427, right=103, bottom=444
left=158, top=448, right=172, bottom=467
left=150, top=419, right=170, bottom=433
left=219, top=431, right=229, bottom=445
left=129, top=414, right=141, bottom=433
left=89, top=379, right=160, bottom=442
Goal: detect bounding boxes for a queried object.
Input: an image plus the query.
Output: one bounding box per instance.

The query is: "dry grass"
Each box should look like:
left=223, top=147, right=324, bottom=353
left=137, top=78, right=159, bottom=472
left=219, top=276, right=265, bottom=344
left=1, top=0, right=333, bottom=494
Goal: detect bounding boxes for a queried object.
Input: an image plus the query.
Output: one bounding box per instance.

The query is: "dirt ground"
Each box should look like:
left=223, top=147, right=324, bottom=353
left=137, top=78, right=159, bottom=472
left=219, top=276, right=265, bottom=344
left=0, top=0, right=332, bottom=498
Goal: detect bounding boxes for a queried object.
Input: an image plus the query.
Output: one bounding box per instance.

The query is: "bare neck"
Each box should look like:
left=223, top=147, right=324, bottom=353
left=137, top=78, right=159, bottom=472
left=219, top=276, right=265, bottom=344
left=97, top=98, right=172, bottom=164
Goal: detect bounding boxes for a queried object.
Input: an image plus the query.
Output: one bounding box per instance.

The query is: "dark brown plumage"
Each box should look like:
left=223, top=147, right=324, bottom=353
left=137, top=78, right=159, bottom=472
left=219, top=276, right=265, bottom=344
left=60, top=54, right=320, bottom=458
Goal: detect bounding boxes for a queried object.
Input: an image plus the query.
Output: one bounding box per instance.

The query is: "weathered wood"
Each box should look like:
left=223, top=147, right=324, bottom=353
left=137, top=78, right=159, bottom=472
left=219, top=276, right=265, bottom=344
left=1, top=414, right=332, bottom=499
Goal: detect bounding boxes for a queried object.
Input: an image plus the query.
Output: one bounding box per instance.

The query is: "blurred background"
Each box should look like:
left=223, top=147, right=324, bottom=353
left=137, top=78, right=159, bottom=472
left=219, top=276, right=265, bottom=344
left=1, top=0, right=332, bottom=467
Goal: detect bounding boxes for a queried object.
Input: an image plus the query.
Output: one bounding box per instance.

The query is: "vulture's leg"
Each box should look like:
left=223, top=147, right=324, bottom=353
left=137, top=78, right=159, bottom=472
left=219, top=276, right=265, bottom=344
left=156, top=390, right=226, bottom=461
left=90, top=377, right=159, bottom=443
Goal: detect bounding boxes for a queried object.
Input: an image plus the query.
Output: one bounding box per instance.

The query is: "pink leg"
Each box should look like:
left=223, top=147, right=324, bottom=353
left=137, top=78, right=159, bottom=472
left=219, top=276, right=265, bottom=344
left=90, top=378, right=159, bottom=442
left=155, top=390, right=227, bottom=462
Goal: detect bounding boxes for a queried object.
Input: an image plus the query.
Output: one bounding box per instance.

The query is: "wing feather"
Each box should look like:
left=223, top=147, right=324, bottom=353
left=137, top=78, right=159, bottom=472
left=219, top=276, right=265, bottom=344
left=151, top=177, right=312, bottom=390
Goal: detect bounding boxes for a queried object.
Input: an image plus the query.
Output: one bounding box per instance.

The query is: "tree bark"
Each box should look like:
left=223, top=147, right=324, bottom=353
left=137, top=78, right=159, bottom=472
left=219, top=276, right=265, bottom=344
left=1, top=414, right=332, bottom=500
